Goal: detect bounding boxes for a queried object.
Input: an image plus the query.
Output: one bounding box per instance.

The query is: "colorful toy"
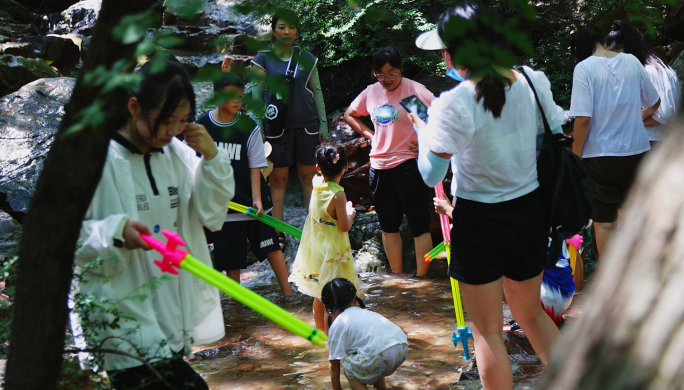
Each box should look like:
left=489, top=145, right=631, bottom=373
left=228, top=202, right=302, bottom=239
left=141, top=230, right=327, bottom=347
left=424, top=241, right=446, bottom=263
left=433, top=182, right=473, bottom=360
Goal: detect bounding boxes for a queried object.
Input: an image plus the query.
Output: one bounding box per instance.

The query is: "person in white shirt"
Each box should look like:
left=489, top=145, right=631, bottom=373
left=410, top=2, right=563, bottom=389
left=323, top=278, right=408, bottom=390
left=605, top=20, right=681, bottom=145
left=569, top=26, right=660, bottom=258
left=71, top=61, right=235, bottom=389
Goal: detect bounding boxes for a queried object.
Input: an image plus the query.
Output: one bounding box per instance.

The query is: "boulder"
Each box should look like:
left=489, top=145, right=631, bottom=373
left=0, top=55, right=59, bottom=97
left=163, top=0, right=267, bottom=35
left=0, top=42, right=35, bottom=58
left=416, top=75, right=459, bottom=97
left=60, top=0, right=100, bottom=32
left=43, top=34, right=81, bottom=68
left=0, top=77, right=75, bottom=215
left=17, top=36, right=46, bottom=56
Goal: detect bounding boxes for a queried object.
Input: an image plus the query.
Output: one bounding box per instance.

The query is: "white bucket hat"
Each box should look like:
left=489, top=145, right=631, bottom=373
left=415, top=28, right=447, bottom=50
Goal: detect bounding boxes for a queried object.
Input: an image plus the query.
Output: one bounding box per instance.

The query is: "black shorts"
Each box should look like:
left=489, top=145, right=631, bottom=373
left=211, top=217, right=281, bottom=271
left=581, top=153, right=645, bottom=223
left=369, top=159, right=432, bottom=237
left=108, top=349, right=208, bottom=390
left=265, top=126, right=320, bottom=167
left=449, top=188, right=546, bottom=285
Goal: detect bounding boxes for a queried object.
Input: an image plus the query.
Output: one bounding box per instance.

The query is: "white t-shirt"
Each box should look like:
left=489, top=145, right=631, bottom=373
left=644, top=60, right=681, bottom=141
left=328, top=307, right=407, bottom=361
left=421, top=66, right=565, bottom=203
left=117, top=138, right=185, bottom=352
left=568, top=53, right=659, bottom=158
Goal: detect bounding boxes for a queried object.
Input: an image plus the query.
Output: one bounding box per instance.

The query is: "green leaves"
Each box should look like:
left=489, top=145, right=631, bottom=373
left=112, top=10, right=157, bottom=44
left=165, top=0, right=208, bottom=20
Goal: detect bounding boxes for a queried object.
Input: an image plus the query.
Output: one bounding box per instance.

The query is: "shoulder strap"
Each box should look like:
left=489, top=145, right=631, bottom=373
left=285, top=48, right=301, bottom=78
left=517, top=66, right=551, bottom=136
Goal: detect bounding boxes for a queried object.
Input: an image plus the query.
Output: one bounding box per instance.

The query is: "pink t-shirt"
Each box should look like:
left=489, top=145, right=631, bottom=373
left=350, top=78, right=435, bottom=169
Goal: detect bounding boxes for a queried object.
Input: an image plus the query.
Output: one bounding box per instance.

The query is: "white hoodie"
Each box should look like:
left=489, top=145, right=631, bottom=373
left=70, top=137, right=234, bottom=371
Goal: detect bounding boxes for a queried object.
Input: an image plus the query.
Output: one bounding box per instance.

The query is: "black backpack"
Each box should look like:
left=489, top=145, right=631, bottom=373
left=519, top=67, right=593, bottom=268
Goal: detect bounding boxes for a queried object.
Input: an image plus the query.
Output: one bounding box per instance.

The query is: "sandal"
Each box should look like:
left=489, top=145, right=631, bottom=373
left=277, top=232, right=288, bottom=252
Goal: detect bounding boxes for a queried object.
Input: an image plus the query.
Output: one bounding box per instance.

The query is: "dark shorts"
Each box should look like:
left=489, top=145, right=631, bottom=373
left=449, top=188, right=547, bottom=285
left=108, top=350, right=208, bottom=390
left=265, top=126, right=320, bottom=167
left=369, top=159, right=432, bottom=237
left=211, top=217, right=281, bottom=271
left=581, top=153, right=645, bottom=223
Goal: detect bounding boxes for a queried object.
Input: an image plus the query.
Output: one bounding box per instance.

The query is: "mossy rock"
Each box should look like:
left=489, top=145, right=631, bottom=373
left=0, top=55, right=58, bottom=97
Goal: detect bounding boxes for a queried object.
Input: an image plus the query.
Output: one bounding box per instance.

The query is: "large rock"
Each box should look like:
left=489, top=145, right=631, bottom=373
left=164, top=0, right=267, bottom=35
left=43, top=34, right=81, bottom=68
left=0, top=77, right=75, bottom=215
left=0, top=42, right=35, bottom=58
left=60, top=0, right=100, bottom=32
left=0, top=55, right=59, bottom=97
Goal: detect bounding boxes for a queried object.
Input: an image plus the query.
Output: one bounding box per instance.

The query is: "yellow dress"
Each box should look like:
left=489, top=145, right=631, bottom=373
left=289, top=175, right=360, bottom=298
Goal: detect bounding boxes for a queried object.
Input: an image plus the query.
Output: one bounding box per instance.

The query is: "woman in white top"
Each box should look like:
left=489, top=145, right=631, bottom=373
left=605, top=20, right=681, bottom=145
left=411, top=2, right=563, bottom=388
left=569, top=26, right=660, bottom=258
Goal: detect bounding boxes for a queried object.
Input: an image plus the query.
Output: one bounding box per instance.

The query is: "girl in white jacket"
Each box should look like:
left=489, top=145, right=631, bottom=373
left=70, top=61, right=235, bottom=389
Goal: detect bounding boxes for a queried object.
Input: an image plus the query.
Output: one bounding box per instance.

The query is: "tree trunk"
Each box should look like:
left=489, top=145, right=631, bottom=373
left=542, top=110, right=684, bottom=389
left=5, top=0, right=155, bottom=388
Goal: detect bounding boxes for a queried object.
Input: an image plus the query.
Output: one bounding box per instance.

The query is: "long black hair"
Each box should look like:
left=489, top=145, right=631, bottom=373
left=437, top=1, right=510, bottom=118
left=315, top=143, right=347, bottom=177
left=321, top=278, right=365, bottom=326
left=605, top=20, right=667, bottom=67
left=571, top=26, right=604, bottom=64
left=124, top=61, right=196, bottom=139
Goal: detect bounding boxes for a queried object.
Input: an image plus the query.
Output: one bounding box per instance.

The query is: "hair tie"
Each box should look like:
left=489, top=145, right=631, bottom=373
left=332, top=155, right=340, bottom=164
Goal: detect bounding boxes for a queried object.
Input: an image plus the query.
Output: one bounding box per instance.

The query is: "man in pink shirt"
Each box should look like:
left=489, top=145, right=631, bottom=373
left=344, top=46, right=435, bottom=277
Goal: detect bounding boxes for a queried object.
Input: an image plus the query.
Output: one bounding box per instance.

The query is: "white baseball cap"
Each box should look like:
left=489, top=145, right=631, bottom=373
left=415, top=28, right=447, bottom=50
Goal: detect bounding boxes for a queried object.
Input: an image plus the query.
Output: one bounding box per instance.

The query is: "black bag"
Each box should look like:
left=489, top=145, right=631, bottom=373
left=519, top=67, right=594, bottom=268
left=263, top=48, right=300, bottom=131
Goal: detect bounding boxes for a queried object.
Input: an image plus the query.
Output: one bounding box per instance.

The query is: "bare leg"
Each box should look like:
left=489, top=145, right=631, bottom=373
left=413, top=232, right=432, bottom=277
left=346, top=377, right=369, bottom=390
left=268, top=167, right=290, bottom=232
left=265, top=250, right=293, bottom=296
left=382, top=232, right=403, bottom=275
left=313, top=298, right=326, bottom=331
left=226, top=270, right=241, bottom=283
left=503, top=273, right=561, bottom=367
left=372, top=377, right=387, bottom=389
left=593, top=221, right=617, bottom=259
left=297, top=163, right=318, bottom=209
left=460, top=278, right=513, bottom=390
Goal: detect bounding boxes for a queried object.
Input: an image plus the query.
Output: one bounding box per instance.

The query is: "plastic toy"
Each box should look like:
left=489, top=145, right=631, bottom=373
left=229, top=202, right=303, bottom=239
left=434, top=182, right=473, bottom=360
left=424, top=241, right=446, bottom=263
left=141, top=230, right=327, bottom=347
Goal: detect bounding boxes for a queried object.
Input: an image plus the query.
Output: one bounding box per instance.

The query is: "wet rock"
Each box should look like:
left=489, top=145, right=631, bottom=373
left=0, top=212, right=20, bottom=262
left=60, top=0, right=100, bottom=31
left=164, top=0, right=267, bottom=36
left=43, top=34, right=81, bottom=68
left=503, top=330, right=536, bottom=356
left=0, top=55, right=59, bottom=97
left=237, top=363, right=253, bottom=371
left=17, top=36, right=47, bottom=56
left=0, top=77, right=75, bottom=215
left=0, top=0, right=30, bottom=24
left=0, top=42, right=35, bottom=58
left=79, top=35, right=90, bottom=61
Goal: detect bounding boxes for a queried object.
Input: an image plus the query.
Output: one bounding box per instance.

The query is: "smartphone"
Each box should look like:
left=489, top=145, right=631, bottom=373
left=399, top=95, right=429, bottom=123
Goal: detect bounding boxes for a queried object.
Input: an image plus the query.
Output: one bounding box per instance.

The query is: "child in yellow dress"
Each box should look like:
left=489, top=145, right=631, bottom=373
left=289, top=143, right=361, bottom=331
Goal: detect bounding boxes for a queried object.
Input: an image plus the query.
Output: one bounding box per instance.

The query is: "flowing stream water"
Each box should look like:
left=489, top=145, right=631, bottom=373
left=186, top=205, right=571, bottom=389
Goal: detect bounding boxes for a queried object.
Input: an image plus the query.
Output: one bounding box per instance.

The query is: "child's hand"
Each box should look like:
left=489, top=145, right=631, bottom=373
left=122, top=220, right=151, bottom=250
left=185, top=123, right=218, bottom=160
left=252, top=199, right=264, bottom=216
left=407, top=112, right=426, bottom=128
left=346, top=201, right=356, bottom=219
left=434, top=192, right=454, bottom=217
